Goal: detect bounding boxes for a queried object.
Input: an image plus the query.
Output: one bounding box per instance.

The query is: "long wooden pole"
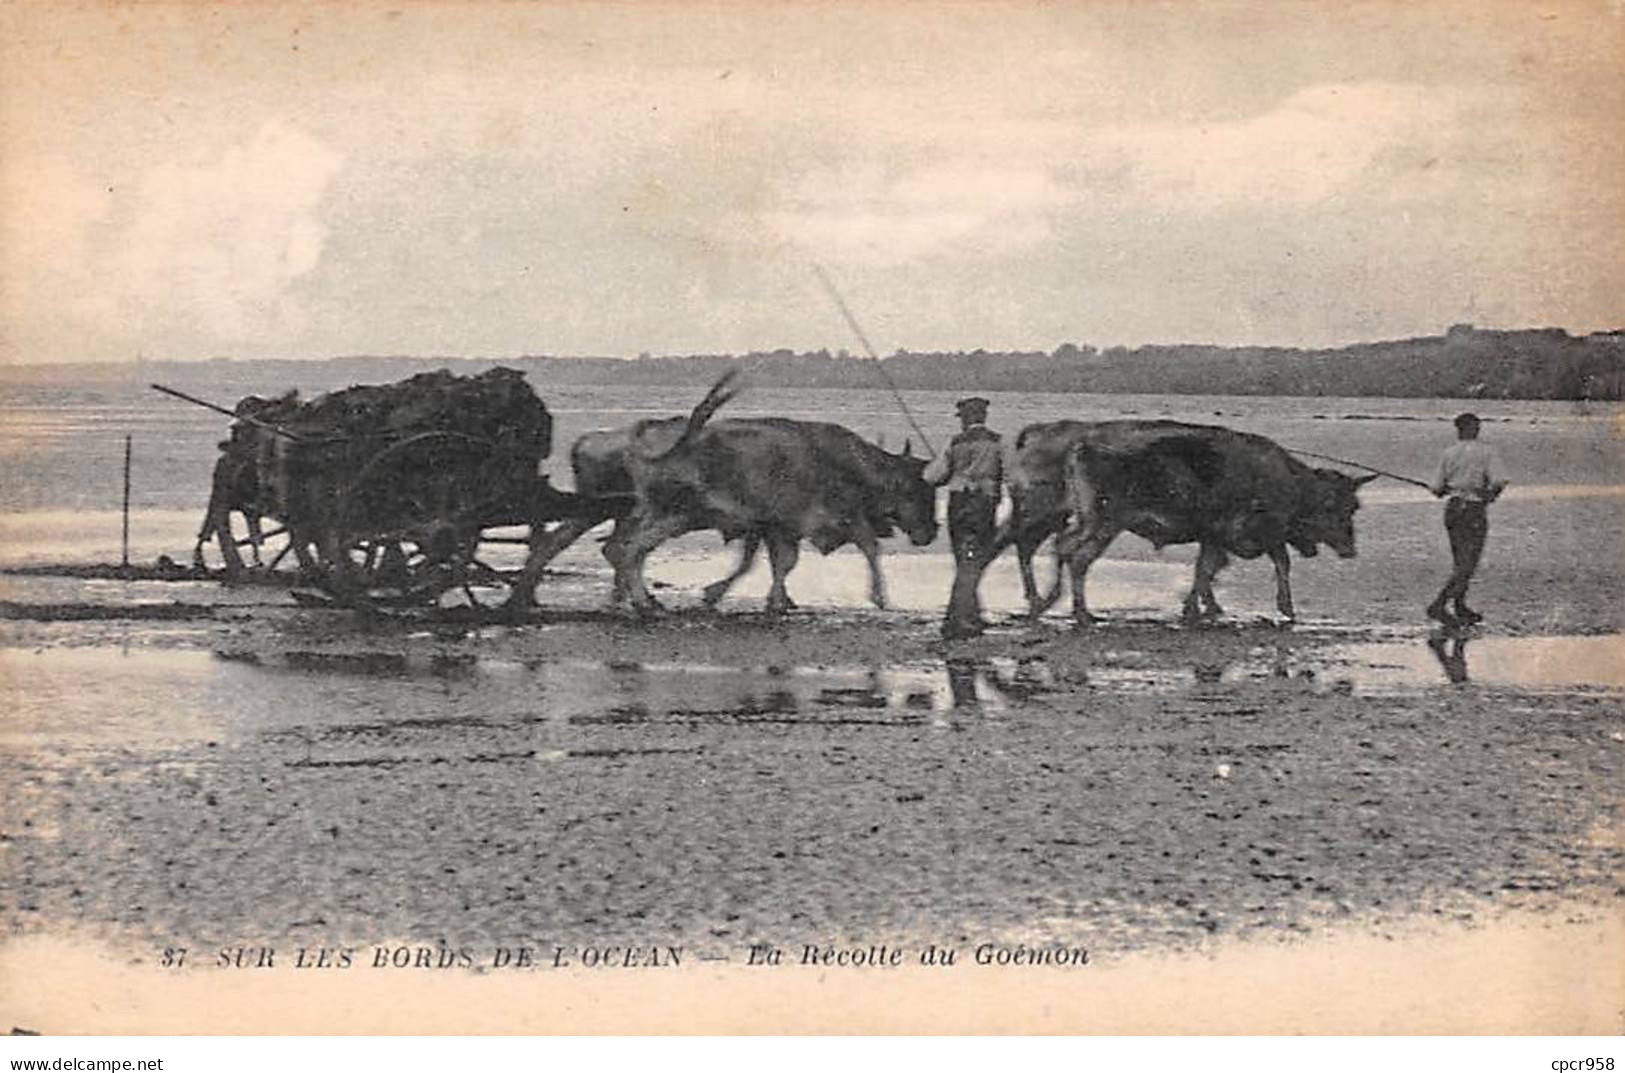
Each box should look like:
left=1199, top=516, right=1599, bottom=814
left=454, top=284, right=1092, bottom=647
left=121, top=434, right=132, bottom=567
left=149, top=383, right=307, bottom=442
left=812, top=264, right=937, bottom=458
left=1283, top=445, right=1431, bottom=489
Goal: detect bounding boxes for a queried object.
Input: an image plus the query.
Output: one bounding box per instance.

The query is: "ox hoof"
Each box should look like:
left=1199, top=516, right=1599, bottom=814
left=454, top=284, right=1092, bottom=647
left=700, top=585, right=728, bottom=608
left=1070, top=613, right=1098, bottom=630
left=940, top=619, right=986, bottom=641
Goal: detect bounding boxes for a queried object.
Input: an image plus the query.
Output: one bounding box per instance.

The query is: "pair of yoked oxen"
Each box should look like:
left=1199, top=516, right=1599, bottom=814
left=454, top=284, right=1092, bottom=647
left=566, top=375, right=1374, bottom=631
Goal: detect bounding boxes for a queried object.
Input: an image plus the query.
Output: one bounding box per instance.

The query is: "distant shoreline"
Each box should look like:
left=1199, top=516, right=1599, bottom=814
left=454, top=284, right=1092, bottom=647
left=4, top=323, right=1621, bottom=401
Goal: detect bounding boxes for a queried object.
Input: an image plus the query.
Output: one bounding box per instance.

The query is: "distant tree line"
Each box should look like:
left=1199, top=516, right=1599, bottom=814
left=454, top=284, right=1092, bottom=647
left=28, top=324, right=1621, bottom=401
left=502, top=325, right=1623, bottom=400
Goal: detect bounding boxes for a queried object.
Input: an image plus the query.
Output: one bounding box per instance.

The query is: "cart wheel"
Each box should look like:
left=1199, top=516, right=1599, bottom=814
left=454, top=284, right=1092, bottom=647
left=305, top=431, right=523, bottom=610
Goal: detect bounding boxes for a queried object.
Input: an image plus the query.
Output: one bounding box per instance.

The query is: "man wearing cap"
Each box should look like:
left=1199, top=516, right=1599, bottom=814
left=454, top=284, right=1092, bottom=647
left=1426, top=412, right=1509, bottom=627
left=925, top=397, right=1003, bottom=638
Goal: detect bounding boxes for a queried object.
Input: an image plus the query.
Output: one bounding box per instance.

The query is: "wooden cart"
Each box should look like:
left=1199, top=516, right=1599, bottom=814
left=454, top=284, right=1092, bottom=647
left=188, top=368, right=617, bottom=609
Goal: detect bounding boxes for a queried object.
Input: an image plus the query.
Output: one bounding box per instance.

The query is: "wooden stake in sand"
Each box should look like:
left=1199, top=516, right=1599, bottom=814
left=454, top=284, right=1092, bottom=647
left=121, top=434, right=131, bottom=568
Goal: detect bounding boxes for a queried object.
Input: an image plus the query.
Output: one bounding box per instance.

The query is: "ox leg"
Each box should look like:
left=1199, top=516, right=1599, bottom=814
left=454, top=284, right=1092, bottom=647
left=1198, top=566, right=1226, bottom=617
left=601, top=517, right=659, bottom=608
left=601, top=520, right=632, bottom=605
left=192, top=511, right=212, bottom=570
left=196, top=458, right=238, bottom=574
left=244, top=513, right=266, bottom=568
left=290, top=532, right=320, bottom=577
left=500, top=515, right=601, bottom=611
left=763, top=535, right=801, bottom=614
left=1056, top=522, right=1120, bottom=627
left=1014, top=522, right=1049, bottom=618
left=1185, top=544, right=1229, bottom=625
left=850, top=519, right=888, bottom=610
left=214, top=512, right=247, bottom=577
left=1017, top=525, right=1068, bottom=620
left=703, top=534, right=761, bottom=609
left=195, top=495, right=246, bottom=575
left=1269, top=545, right=1295, bottom=622
left=617, top=512, right=692, bottom=615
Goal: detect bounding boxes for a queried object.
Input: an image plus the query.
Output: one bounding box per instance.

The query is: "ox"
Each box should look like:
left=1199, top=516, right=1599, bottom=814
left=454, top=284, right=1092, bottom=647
left=194, top=447, right=265, bottom=574
left=962, top=420, right=1374, bottom=627
left=1002, top=420, right=1227, bottom=620
left=611, top=376, right=938, bottom=614
left=193, top=392, right=303, bottom=575
left=572, top=418, right=776, bottom=608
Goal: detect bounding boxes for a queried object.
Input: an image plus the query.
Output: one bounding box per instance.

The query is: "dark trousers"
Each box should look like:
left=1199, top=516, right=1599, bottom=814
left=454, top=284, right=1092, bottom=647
left=945, top=491, right=998, bottom=629
left=1436, top=498, right=1488, bottom=608
left=948, top=490, right=998, bottom=566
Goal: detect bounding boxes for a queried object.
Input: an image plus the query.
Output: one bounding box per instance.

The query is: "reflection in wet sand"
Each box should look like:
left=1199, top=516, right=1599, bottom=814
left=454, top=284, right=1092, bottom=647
left=1427, top=635, right=1470, bottom=684
left=945, top=657, right=1062, bottom=708
left=3, top=631, right=1620, bottom=751
left=1339, top=635, right=1625, bottom=692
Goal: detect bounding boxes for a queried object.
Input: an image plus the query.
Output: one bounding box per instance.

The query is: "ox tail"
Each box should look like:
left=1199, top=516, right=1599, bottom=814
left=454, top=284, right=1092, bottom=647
left=636, top=370, right=741, bottom=461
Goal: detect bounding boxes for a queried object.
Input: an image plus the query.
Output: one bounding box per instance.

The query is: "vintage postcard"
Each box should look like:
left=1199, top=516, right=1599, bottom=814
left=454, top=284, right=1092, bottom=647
left=1, top=0, right=1621, bottom=1035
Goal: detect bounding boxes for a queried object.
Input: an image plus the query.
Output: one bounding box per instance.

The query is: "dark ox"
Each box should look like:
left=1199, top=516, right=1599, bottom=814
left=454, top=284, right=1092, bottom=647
left=612, top=377, right=938, bottom=614
left=968, top=420, right=1373, bottom=626
left=567, top=418, right=679, bottom=604
left=572, top=417, right=796, bottom=608
left=193, top=392, right=305, bottom=575
left=1000, top=419, right=1233, bottom=619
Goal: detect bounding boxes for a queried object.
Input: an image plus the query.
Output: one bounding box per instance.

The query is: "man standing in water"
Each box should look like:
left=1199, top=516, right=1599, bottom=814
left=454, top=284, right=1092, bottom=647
left=926, top=396, right=1004, bottom=639
left=1427, top=412, right=1509, bottom=627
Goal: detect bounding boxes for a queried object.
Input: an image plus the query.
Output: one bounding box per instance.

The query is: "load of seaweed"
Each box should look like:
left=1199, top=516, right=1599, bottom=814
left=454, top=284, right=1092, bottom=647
left=280, top=367, right=552, bottom=466
left=247, top=367, right=553, bottom=532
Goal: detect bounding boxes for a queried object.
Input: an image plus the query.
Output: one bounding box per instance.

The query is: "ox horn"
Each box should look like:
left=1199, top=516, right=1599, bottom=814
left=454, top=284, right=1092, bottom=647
left=1352, top=472, right=1381, bottom=486
left=901, top=437, right=914, bottom=458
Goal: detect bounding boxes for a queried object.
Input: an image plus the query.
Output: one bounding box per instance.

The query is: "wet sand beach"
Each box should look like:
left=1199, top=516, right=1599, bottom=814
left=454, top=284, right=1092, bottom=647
left=1, top=383, right=1620, bottom=1032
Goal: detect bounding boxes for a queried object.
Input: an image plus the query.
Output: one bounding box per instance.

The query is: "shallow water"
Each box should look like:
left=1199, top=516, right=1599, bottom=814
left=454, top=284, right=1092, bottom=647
left=6, top=630, right=1618, bottom=753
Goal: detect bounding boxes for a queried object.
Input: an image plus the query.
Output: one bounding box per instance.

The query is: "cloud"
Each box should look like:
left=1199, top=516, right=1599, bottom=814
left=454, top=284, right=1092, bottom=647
left=0, top=155, right=115, bottom=357
left=1095, top=83, right=1464, bottom=210
left=751, top=81, right=1472, bottom=270
left=764, top=163, right=1070, bottom=266
left=88, top=120, right=341, bottom=350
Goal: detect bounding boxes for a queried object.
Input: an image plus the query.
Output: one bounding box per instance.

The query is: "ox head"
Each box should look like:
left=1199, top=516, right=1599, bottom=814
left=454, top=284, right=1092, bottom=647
left=887, top=445, right=939, bottom=546
left=1293, top=468, right=1378, bottom=558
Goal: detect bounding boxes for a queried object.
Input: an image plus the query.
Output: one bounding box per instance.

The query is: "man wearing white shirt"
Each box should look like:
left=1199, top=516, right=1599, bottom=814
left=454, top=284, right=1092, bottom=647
left=1426, top=412, right=1509, bottom=627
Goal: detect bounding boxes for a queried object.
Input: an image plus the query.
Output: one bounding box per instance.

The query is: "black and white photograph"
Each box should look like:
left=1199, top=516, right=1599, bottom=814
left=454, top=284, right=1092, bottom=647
left=1, top=0, right=1621, bottom=1037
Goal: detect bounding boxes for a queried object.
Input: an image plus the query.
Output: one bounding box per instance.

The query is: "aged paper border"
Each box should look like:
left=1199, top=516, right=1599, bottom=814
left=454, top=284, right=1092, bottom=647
left=2, top=0, right=1621, bottom=1035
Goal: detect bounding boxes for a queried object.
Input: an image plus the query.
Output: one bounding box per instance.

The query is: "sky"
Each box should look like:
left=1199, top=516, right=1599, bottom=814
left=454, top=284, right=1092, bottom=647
left=2, top=1, right=1622, bottom=364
